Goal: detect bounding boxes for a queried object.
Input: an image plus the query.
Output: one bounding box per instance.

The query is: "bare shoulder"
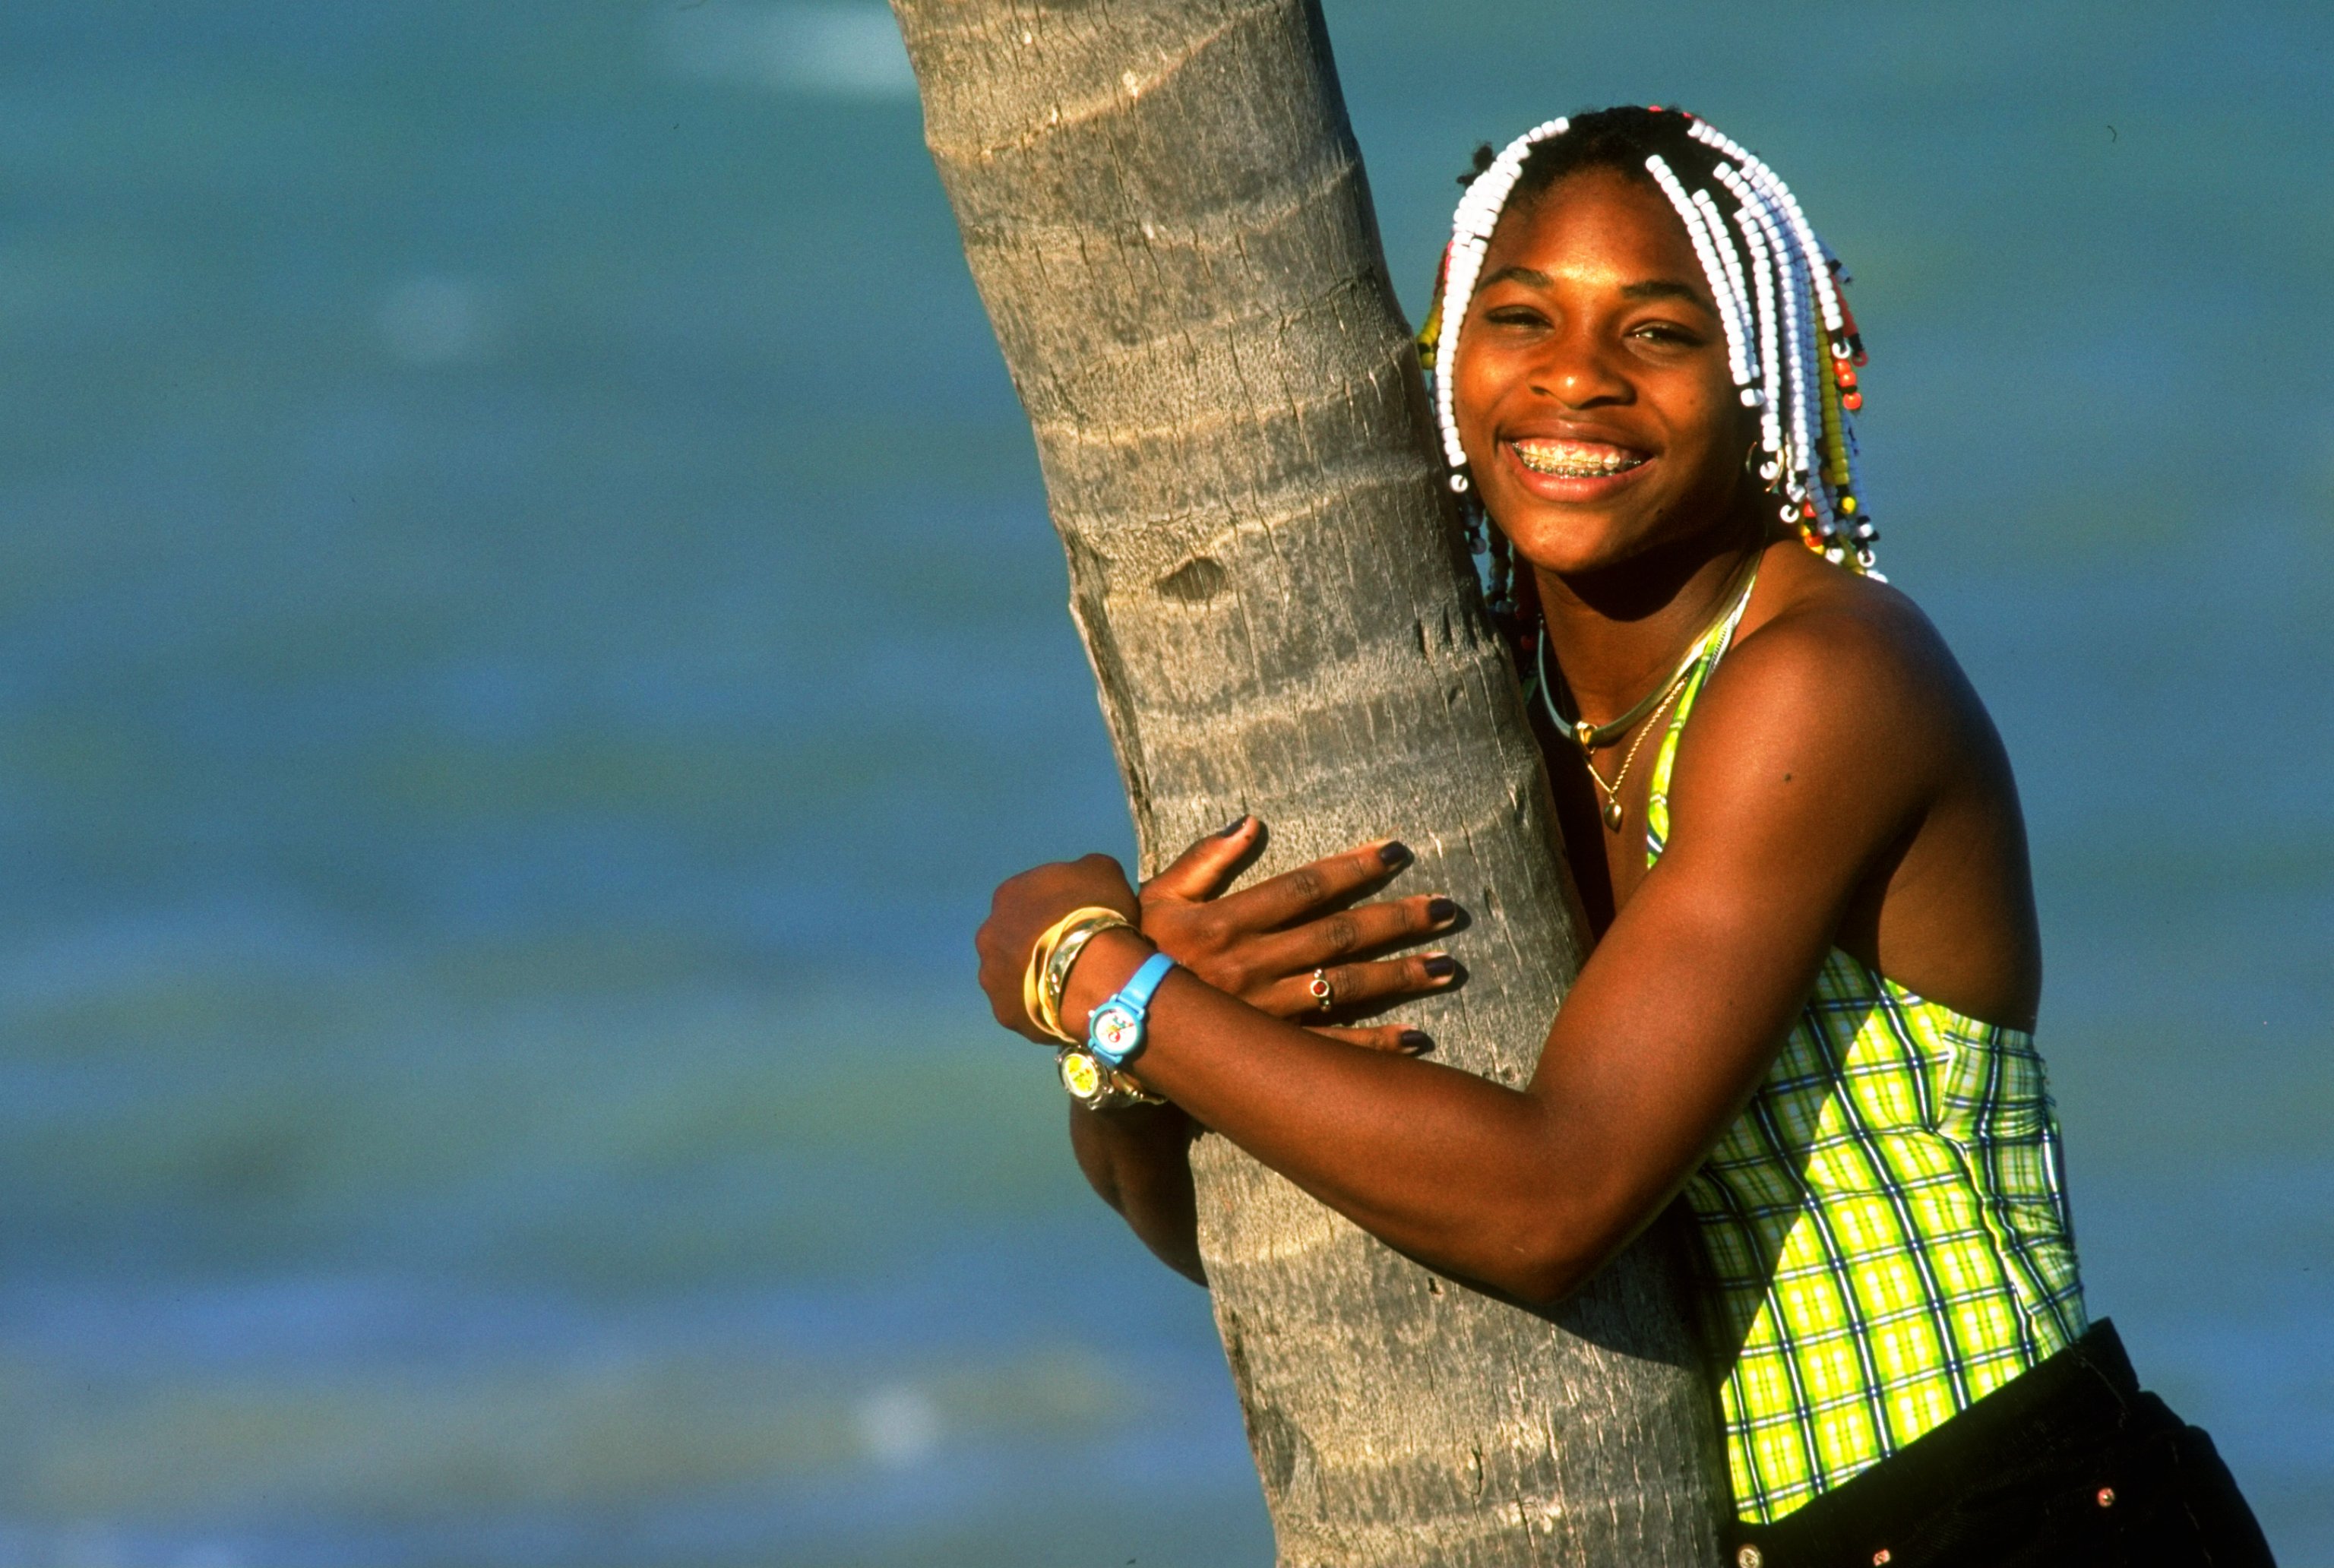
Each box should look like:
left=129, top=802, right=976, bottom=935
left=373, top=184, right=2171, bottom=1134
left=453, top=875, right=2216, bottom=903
left=1659, top=545, right=2039, bottom=1022
left=1671, top=545, right=2000, bottom=836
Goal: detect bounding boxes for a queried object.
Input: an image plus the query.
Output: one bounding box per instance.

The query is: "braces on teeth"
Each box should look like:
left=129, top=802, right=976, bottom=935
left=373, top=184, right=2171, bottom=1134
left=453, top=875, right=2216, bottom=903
left=1514, top=443, right=1644, bottom=477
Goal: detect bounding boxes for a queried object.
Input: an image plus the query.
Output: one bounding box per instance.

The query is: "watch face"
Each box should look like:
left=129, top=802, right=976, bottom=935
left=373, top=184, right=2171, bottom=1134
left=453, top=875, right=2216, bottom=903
left=1090, top=1002, right=1142, bottom=1063
left=1058, top=1050, right=1105, bottom=1101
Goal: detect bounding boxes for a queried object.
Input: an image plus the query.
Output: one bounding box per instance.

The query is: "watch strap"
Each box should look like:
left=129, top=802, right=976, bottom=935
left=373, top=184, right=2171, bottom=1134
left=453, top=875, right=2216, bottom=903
left=1086, top=950, right=1176, bottom=1067
left=1118, top=950, right=1175, bottom=1011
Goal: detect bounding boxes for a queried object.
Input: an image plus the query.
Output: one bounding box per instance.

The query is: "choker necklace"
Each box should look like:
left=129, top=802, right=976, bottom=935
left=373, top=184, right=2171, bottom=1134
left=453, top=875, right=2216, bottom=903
left=1536, top=552, right=1764, bottom=831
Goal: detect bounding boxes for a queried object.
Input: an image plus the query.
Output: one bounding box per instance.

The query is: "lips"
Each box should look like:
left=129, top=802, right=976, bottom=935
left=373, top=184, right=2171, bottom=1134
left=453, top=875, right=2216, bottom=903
left=1509, top=438, right=1649, bottom=478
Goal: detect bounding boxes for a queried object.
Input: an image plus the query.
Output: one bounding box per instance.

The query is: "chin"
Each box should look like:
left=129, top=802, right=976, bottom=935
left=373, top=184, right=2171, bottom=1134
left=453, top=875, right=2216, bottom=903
left=1496, top=506, right=1653, bottom=578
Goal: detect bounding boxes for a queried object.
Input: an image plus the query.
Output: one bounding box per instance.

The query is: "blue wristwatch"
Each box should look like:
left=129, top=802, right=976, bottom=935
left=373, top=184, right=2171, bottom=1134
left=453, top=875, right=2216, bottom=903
left=1086, top=950, right=1176, bottom=1068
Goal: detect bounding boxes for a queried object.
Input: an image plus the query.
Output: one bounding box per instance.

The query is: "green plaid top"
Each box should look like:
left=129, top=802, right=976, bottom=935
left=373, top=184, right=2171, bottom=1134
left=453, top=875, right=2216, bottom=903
left=1643, top=605, right=2087, bottom=1524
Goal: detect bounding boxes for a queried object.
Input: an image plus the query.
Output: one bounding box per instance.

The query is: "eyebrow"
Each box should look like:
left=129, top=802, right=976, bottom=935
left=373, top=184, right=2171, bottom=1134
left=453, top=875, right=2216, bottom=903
left=1475, top=267, right=1715, bottom=314
left=1621, top=279, right=1712, bottom=308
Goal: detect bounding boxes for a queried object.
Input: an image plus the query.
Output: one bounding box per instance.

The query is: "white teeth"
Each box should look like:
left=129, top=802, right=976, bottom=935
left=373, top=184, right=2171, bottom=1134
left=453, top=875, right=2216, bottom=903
left=1512, top=441, right=1646, bottom=478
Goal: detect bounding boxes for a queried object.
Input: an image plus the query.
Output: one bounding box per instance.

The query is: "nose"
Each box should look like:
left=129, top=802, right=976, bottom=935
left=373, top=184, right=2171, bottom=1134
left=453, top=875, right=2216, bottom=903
left=1529, top=326, right=1630, bottom=408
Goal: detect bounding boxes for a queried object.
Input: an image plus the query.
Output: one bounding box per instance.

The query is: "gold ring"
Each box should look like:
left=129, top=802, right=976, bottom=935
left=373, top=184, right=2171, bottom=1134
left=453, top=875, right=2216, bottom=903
left=1309, top=969, right=1334, bottom=1013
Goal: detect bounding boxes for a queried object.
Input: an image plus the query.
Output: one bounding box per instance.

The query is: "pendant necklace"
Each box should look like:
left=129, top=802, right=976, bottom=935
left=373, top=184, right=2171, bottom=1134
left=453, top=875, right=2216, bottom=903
left=1536, top=552, right=1763, bottom=832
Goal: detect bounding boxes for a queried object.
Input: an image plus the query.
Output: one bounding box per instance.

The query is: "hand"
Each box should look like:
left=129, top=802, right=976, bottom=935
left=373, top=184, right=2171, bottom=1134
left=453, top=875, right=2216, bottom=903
left=1140, top=817, right=1462, bottom=1054
left=975, top=852, right=1143, bottom=1043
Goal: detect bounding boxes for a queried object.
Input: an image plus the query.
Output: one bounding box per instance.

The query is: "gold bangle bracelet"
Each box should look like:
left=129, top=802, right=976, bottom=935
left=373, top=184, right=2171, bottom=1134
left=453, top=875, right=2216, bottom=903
left=1021, top=909, right=1086, bottom=1042
left=1039, top=910, right=1136, bottom=1040
left=1020, top=906, right=1131, bottom=1044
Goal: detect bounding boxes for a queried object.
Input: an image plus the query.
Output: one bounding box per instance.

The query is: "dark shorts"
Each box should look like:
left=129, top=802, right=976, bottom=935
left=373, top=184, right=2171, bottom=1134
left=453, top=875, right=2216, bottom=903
left=1727, top=1320, right=2275, bottom=1568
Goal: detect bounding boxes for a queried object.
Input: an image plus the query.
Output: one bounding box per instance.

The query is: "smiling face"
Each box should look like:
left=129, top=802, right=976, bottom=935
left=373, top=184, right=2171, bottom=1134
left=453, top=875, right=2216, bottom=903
left=1451, top=166, right=1760, bottom=578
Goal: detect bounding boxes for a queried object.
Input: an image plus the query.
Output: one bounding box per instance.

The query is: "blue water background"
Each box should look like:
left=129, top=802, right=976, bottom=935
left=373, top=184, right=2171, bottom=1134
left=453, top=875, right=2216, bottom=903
left=1, top=2, right=2328, bottom=1563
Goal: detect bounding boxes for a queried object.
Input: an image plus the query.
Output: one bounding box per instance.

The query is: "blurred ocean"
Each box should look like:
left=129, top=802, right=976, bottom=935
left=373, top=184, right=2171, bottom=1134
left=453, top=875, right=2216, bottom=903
left=0, top=2, right=2326, bottom=1563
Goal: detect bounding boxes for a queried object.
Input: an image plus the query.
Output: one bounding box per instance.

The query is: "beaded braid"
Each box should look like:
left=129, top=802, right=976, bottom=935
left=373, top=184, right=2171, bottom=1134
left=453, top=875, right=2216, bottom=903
left=1645, top=155, right=1760, bottom=406
left=1686, top=117, right=1877, bottom=571
left=1690, top=185, right=1763, bottom=394
left=1713, top=160, right=1840, bottom=552
left=1728, top=194, right=1785, bottom=466
left=1417, top=108, right=1882, bottom=581
left=1415, top=117, right=1570, bottom=622
left=1428, top=117, right=1571, bottom=490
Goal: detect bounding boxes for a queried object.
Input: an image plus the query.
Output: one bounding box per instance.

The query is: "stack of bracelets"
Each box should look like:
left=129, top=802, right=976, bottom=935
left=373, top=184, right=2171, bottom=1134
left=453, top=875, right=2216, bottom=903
left=1020, top=906, right=1166, bottom=1111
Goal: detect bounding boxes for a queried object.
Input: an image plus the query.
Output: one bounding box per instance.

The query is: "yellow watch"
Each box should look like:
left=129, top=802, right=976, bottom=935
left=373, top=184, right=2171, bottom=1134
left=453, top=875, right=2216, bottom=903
left=1056, top=1046, right=1164, bottom=1110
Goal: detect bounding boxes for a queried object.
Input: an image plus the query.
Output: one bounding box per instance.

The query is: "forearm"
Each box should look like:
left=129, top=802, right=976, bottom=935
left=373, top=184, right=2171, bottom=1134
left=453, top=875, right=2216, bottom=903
left=1067, top=1098, right=1207, bottom=1284
left=1066, top=934, right=1615, bottom=1301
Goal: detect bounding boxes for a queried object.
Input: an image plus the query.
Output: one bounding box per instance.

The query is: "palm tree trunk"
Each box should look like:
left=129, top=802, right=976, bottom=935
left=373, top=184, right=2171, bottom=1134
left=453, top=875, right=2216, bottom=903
left=892, top=1, right=1727, bottom=1560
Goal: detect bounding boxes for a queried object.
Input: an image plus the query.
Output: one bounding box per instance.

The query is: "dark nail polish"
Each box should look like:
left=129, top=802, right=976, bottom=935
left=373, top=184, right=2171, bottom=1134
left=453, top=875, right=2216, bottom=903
left=1219, top=816, right=1248, bottom=836
left=1427, top=896, right=1460, bottom=925
left=1399, top=1030, right=1434, bottom=1054
left=1424, top=954, right=1457, bottom=979
left=1378, top=840, right=1412, bottom=868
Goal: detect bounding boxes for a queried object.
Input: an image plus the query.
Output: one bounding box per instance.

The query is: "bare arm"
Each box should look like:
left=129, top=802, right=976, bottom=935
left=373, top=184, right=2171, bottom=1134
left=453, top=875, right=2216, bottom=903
left=1067, top=1099, right=1207, bottom=1283
left=1042, top=823, right=1463, bottom=1282
left=985, top=598, right=1988, bottom=1303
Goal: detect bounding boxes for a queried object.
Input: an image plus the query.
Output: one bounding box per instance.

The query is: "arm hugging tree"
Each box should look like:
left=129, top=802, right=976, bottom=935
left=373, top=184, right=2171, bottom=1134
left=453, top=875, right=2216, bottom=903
left=892, top=0, right=1726, bottom=1559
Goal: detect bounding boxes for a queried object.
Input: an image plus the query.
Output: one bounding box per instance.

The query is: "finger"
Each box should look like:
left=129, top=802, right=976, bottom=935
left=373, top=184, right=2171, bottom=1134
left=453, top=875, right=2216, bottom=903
left=1306, top=1025, right=1434, bottom=1055
left=1267, top=950, right=1459, bottom=1019
left=1143, top=814, right=1258, bottom=903
left=1259, top=894, right=1461, bottom=973
left=1216, top=837, right=1414, bottom=930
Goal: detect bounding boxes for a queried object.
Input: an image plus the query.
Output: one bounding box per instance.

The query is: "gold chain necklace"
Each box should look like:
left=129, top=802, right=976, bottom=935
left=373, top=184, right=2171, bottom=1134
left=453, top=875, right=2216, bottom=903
left=1536, top=554, right=1763, bottom=832
left=1578, top=677, right=1688, bottom=830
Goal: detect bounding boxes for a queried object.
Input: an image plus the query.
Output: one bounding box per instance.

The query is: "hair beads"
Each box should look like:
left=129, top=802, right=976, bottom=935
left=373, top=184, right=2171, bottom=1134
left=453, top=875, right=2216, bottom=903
left=1429, top=117, right=1570, bottom=492
left=1688, top=182, right=1766, bottom=403
left=1645, top=156, right=1759, bottom=406
left=1422, top=107, right=1881, bottom=579
left=1728, top=201, right=1784, bottom=464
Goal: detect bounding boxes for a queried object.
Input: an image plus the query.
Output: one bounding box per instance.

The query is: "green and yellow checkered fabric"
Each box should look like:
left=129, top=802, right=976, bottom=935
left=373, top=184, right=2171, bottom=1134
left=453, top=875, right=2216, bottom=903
left=1645, top=613, right=2087, bottom=1524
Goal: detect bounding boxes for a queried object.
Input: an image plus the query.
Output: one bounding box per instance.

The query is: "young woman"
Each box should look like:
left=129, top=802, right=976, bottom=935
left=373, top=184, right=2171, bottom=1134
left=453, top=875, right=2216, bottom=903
left=972, top=107, right=2272, bottom=1565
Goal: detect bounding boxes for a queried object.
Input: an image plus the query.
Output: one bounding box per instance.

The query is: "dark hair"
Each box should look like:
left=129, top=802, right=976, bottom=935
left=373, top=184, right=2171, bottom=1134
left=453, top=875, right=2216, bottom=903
left=1460, top=106, right=1715, bottom=213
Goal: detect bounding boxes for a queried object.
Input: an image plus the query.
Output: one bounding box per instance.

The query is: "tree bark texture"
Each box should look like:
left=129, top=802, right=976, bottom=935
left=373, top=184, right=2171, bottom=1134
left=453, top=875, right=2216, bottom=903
left=893, top=2, right=1727, bottom=1561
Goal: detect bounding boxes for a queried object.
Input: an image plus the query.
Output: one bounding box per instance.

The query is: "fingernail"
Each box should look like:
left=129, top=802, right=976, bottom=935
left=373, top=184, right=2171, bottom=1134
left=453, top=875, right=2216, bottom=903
left=1424, top=953, right=1457, bottom=979
left=1399, top=1030, right=1434, bottom=1055
left=1427, top=896, right=1460, bottom=925
left=1219, top=816, right=1248, bottom=836
left=1378, top=840, right=1412, bottom=867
